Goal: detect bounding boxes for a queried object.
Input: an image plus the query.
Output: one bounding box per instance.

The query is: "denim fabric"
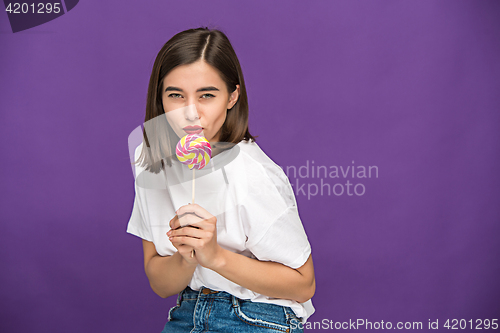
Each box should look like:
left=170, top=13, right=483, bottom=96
left=161, top=286, right=304, bottom=333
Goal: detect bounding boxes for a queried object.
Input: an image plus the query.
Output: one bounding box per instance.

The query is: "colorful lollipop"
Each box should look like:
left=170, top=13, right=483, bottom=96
left=176, top=134, right=212, bottom=170
left=175, top=134, right=212, bottom=258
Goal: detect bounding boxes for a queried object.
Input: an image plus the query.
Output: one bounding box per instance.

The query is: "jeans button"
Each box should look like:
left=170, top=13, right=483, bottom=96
left=202, top=287, right=211, bottom=294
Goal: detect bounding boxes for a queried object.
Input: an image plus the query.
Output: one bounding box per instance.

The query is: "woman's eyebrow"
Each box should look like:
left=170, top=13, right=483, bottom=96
left=165, top=86, right=220, bottom=92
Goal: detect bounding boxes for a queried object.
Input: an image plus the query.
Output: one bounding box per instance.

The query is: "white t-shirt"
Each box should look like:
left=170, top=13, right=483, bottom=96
left=127, top=139, right=315, bottom=323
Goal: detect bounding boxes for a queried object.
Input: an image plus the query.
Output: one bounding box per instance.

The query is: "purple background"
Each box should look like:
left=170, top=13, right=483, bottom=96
left=1, top=1, right=499, bottom=332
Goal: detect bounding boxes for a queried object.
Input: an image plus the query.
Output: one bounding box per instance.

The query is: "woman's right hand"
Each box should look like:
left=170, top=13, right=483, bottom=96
left=168, top=215, right=199, bottom=266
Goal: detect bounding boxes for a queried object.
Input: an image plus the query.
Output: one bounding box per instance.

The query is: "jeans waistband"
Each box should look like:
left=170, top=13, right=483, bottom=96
left=182, top=285, right=235, bottom=299
left=180, top=285, right=299, bottom=322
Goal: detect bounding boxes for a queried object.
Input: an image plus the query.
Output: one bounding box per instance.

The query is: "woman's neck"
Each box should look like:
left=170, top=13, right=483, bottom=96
left=210, top=142, right=235, bottom=158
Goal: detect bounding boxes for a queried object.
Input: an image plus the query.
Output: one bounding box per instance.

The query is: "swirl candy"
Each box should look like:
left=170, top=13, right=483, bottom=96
left=176, top=134, right=212, bottom=170
left=175, top=134, right=212, bottom=258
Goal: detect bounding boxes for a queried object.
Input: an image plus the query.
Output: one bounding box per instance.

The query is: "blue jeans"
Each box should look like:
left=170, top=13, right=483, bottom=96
left=161, top=285, right=304, bottom=332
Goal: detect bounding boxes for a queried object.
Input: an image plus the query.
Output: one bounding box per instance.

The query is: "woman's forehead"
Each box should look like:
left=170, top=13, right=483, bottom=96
left=167, top=61, right=220, bottom=79
left=163, top=72, right=225, bottom=92
left=162, top=63, right=225, bottom=91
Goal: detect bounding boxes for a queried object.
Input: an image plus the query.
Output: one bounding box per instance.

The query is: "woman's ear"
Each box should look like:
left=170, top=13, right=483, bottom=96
left=227, top=85, right=240, bottom=110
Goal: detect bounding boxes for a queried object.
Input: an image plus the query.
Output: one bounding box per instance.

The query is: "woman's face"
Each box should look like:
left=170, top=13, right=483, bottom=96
left=161, top=60, right=240, bottom=144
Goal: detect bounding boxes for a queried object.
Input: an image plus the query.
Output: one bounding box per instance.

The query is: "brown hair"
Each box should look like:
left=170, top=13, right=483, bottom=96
left=133, top=27, right=256, bottom=174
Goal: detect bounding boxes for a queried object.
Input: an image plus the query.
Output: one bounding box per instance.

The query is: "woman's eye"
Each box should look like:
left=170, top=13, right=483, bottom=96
left=168, top=93, right=182, bottom=98
left=201, top=94, right=215, bottom=99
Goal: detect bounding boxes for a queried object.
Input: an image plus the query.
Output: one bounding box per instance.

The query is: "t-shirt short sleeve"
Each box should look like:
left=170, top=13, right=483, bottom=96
left=126, top=143, right=153, bottom=242
left=127, top=192, right=153, bottom=242
left=246, top=206, right=311, bottom=269
left=240, top=157, right=311, bottom=270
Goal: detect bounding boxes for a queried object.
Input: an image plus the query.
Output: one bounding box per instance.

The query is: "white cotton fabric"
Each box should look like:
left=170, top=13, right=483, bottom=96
left=126, top=139, right=315, bottom=323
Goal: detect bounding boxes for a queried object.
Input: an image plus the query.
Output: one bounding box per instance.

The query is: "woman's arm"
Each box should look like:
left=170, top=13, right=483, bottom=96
left=142, top=239, right=197, bottom=298
left=212, top=250, right=315, bottom=303
left=168, top=204, right=316, bottom=303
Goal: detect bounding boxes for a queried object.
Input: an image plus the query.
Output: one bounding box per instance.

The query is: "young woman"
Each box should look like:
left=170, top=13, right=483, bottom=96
left=127, top=27, right=315, bottom=332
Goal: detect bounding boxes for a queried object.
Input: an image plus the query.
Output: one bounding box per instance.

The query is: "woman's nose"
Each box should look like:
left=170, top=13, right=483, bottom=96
left=184, top=104, right=200, bottom=121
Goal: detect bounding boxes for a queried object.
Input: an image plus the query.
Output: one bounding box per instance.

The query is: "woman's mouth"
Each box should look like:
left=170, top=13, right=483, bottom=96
left=183, top=126, right=203, bottom=135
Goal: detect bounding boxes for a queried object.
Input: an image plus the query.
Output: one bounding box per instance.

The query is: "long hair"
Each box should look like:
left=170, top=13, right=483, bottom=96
left=133, top=27, right=255, bottom=174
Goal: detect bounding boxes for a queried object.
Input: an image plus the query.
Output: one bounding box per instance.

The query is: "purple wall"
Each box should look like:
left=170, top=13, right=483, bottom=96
left=1, top=1, right=499, bottom=332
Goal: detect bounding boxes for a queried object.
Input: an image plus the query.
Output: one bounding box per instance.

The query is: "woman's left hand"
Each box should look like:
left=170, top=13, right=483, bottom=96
left=167, top=203, right=223, bottom=270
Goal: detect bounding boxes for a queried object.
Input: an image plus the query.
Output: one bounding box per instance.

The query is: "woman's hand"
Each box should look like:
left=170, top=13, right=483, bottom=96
left=167, top=203, right=223, bottom=270
left=167, top=214, right=199, bottom=266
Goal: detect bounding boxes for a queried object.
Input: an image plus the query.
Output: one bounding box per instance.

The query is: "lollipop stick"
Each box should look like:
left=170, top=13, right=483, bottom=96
left=191, top=168, right=195, bottom=258
left=192, top=168, right=195, bottom=204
